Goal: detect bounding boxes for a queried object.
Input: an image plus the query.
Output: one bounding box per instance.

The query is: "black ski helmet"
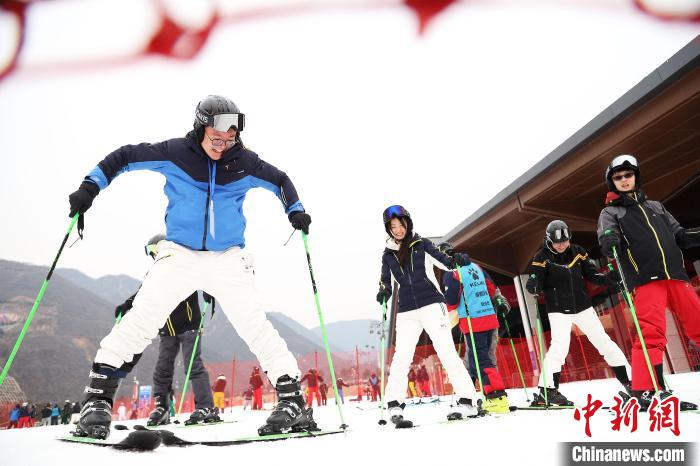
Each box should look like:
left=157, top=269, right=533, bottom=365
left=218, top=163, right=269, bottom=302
left=382, top=205, right=413, bottom=236
left=545, top=220, right=571, bottom=253
left=605, top=154, right=640, bottom=193
left=193, top=95, right=245, bottom=141
left=145, top=233, right=166, bottom=258
left=437, top=241, right=454, bottom=256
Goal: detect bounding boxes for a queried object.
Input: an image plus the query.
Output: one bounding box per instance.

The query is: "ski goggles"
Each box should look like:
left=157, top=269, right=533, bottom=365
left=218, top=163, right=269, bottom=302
left=609, top=154, right=638, bottom=172
left=549, top=228, right=571, bottom=243
left=383, top=205, right=410, bottom=223
left=211, top=113, right=245, bottom=132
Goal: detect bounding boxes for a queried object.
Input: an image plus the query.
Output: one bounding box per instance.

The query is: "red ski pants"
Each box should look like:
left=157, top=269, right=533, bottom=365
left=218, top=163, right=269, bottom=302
left=252, top=387, right=263, bottom=410
left=631, top=280, right=700, bottom=390
left=306, top=387, right=322, bottom=407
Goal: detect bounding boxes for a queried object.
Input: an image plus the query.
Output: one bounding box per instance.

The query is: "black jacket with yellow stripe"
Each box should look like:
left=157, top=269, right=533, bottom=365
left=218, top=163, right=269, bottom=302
left=597, top=190, right=698, bottom=291
left=115, top=291, right=211, bottom=336
left=526, top=243, right=609, bottom=314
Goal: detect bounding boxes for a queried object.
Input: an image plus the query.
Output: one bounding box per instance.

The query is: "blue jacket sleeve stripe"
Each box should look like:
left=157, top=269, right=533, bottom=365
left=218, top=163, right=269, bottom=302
left=248, top=175, right=305, bottom=214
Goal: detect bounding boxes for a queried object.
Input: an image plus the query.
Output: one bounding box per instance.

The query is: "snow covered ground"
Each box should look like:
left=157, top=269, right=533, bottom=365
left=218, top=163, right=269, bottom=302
left=2, top=373, right=698, bottom=466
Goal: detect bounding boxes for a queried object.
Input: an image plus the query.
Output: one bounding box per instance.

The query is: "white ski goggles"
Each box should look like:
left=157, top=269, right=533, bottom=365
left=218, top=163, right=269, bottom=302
left=211, top=113, right=245, bottom=132
left=610, top=154, right=638, bottom=171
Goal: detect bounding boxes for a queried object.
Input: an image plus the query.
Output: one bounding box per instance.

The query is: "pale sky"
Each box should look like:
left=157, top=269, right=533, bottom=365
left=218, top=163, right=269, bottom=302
left=0, top=0, right=698, bottom=327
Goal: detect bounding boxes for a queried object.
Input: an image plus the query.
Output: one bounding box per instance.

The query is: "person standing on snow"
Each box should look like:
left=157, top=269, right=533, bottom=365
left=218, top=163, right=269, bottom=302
left=439, top=241, right=511, bottom=414
left=115, top=234, right=218, bottom=426
left=116, top=403, right=127, bottom=421
left=597, top=155, right=700, bottom=410
left=51, top=403, right=60, bottom=425
left=407, top=367, right=418, bottom=398
left=40, top=403, right=51, bottom=426
left=319, top=381, right=328, bottom=406
left=242, top=386, right=254, bottom=410
left=67, top=95, right=315, bottom=439
left=300, top=368, right=324, bottom=407
left=335, top=377, right=349, bottom=404
left=526, top=220, right=630, bottom=407
left=368, top=373, right=380, bottom=402
left=8, top=404, right=20, bottom=429
left=416, top=364, right=432, bottom=398
left=61, top=401, right=71, bottom=425
left=376, top=205, right=478, bottom=426
left=211, top=374, right=227, bottom=415
left=249, top=367, right=264, bottom=410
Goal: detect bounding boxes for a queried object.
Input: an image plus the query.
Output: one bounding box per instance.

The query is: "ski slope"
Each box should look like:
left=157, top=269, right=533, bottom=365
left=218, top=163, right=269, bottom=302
left=1, top=373, right=698, bottom=466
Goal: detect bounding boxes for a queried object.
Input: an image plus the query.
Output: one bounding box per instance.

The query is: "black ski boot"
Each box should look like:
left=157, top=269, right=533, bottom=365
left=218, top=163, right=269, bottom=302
left=620, top=389, right=698, bottom=412
left=258, top=375, right=319, bottom=435
left=388, top=400, right=413, bottom=428
left=530, top=387, right=574, bottom=407
left=73, top=364, right=121, bottom=439
left=185, top=407, right=221, bottom=425
left=147, top=394, right=170, bottom=426
left=659, top=390, right=698, bottom=411
left=447, top=398, right=481, bottom=420
left=621, top=390, right=654, bottom=411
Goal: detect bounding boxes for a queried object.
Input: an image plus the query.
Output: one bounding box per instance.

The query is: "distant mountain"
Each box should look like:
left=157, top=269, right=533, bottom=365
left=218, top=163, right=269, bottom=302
left=57, top=268, right=141, bottom=305
left=267, top=312, right=341, bottom=352
left=0, top=259, right=158, bottom=403
left=0, top=260, right=332, bottom=403
left=311, top=319, right=381, bottom=352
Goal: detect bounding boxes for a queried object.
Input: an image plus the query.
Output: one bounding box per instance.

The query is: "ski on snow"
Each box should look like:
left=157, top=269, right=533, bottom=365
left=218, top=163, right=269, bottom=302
left=132, top=424, right=347, bottom=446
left=58, top=430, right=162, bottom=451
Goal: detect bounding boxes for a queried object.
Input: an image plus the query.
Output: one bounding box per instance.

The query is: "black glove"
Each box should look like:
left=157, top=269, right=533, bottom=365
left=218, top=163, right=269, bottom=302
left=376, top=287, right=391, bottom=305
left=525, top=274, right=539, bottom=295
left=68, top=181, right=99, bottom=217
left=492, top=293, right=511, bottom=316
left=203, top=292, right=216, bottom=315
left=606, top=268, right=621, bottom=284
left=289, top=211, right=311, bottom=234
left=600, top=232, right=621, bottom=259
left=114, top=296, right=134, bottom=319
left=452, top=252, right=472, bottom=267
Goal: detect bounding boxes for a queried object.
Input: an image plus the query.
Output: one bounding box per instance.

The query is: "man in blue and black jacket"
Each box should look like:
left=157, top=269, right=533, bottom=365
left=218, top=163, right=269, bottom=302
left=68, top=95, right=315, bottom=439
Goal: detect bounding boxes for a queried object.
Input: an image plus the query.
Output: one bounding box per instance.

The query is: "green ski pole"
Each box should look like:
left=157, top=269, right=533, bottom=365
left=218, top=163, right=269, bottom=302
left=611, top=245, right=659, bottom=392
left=0, top=214, right=80, bottom=386
left=177, top=301, right=211, bottom=418
left=301, top=232, right=348, bottom=429
left=455, top=267, right=484, bottom=400
left=378, top=300, right=389, bottom=425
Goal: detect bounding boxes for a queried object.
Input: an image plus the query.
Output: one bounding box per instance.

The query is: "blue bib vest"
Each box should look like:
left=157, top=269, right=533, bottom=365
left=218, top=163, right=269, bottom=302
left=455, top=264, right=496, bottom=319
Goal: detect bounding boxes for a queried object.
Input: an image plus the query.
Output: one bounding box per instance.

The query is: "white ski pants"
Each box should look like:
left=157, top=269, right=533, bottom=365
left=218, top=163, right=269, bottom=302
left=95, top=241, right=300, bottom=385
left=385, top=303, right=477, bottom=403
left=538, top=307, right=630, bottom=388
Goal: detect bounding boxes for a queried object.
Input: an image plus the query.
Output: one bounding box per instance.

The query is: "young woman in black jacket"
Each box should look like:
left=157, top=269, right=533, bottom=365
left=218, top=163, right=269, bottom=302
left=526, top=220, right=629, bottom=406
left=377, top=205, right=476, bottom=425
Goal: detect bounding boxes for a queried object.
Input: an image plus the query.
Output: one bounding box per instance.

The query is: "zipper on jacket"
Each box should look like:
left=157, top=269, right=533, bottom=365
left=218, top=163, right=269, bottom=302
left=567, top=267, right=576, bottom=312
left=635, top=199, right=670, bottom=279
left=202, top=160, right=213, bottom=250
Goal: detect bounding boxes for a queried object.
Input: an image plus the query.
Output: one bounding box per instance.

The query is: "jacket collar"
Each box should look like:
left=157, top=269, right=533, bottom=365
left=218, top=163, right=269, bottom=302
left=384, top=233, right=421, bottom=253
left=606, top=189, right=647, bottom=206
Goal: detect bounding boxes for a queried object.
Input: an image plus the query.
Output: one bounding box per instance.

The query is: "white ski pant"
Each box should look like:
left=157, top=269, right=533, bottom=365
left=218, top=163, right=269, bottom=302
left=95, top=241, right=300, bottom=385
left=538, top=307, right=630, bottom=388
left=385, top=303, right=476, bottom=403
